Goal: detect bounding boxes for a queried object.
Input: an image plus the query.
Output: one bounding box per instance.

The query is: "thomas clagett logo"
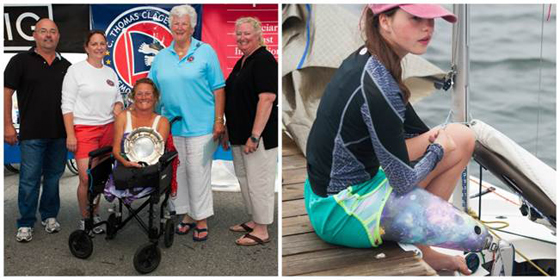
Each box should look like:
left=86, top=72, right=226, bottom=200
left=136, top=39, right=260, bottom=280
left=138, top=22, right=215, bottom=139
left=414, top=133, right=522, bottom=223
left=104, top=6, right=173, bottom=94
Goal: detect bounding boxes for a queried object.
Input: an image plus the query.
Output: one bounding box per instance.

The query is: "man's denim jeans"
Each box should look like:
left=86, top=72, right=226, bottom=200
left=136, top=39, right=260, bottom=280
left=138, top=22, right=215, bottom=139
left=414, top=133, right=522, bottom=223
left=17, top=138, right=67, bottom=228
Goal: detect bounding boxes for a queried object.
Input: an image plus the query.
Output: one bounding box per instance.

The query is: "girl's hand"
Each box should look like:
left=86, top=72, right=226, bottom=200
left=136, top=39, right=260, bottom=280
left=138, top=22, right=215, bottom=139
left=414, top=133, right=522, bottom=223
left=434, top=129, right=456, bottom=153
left=428, top=130, right=439, bottom=143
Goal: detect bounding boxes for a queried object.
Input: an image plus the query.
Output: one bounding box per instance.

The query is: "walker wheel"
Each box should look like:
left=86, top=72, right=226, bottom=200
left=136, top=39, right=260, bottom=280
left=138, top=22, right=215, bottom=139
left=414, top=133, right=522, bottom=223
left=4, top=164, right=19, bottom=173
left=163, top=219, right=175, bottom=248
left=66, top=159, right=79, bottom=175
left=133, top=243, right=161, bottom=274
left=68, top=230, right=94, bottom=259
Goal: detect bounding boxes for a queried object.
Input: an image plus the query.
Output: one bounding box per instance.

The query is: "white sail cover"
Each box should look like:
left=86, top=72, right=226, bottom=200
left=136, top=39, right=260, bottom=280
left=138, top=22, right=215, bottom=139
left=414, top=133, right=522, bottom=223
left=470, top=119, right=556, bottom=204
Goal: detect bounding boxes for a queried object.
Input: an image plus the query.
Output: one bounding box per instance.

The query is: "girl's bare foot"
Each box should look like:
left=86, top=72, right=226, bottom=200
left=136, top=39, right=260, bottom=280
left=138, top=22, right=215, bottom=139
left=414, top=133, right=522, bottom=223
left=419, top=245, right=472, bottom=275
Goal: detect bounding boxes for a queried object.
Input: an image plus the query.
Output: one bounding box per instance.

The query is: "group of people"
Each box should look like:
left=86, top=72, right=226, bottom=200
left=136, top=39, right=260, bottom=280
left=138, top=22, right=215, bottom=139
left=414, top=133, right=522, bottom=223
left=4, top=4, right=278, bottom=247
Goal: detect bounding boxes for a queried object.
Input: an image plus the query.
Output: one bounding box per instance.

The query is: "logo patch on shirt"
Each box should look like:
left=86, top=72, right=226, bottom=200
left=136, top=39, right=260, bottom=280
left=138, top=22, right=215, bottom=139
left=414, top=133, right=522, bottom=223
left=106, top=79, right=115, bottom=86
left=187, top=56, right=195, bottom=62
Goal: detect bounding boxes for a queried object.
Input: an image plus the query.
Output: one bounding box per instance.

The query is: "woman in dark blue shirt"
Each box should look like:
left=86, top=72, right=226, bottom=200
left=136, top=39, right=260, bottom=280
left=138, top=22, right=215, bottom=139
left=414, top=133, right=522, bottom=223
left=305, top=4, right=490, bottom=274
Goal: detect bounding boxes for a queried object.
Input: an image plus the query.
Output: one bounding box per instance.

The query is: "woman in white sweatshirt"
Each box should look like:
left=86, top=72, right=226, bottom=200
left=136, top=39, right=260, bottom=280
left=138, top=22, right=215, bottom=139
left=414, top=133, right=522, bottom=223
left=61, top=30, right=124, bottom=233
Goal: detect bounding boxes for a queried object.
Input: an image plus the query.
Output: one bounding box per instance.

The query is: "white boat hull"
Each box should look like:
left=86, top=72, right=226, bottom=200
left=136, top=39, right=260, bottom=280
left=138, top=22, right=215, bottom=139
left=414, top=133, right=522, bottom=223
left=432, top=176, right=556, bottom=276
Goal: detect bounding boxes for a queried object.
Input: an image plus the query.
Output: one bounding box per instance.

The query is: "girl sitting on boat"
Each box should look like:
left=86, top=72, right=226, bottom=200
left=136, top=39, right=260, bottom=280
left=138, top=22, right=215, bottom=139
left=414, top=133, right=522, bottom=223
left=305, top=4, right=491, bottom=275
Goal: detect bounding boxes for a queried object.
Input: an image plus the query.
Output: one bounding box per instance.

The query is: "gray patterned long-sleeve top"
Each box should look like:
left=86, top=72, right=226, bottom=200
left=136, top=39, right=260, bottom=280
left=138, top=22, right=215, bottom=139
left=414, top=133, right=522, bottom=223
left=307, top=47, right=444, bottom=197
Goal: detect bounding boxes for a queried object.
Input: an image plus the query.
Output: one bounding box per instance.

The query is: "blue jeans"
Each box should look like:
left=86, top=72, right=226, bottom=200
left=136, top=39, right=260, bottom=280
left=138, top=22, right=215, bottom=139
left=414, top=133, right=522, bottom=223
left=17, top=138, right=67, bottom=228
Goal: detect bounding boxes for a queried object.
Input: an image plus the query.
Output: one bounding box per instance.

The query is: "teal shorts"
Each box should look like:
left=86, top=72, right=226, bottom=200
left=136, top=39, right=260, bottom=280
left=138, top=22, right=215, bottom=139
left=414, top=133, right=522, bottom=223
left=304, top=169, right=393, bottom=248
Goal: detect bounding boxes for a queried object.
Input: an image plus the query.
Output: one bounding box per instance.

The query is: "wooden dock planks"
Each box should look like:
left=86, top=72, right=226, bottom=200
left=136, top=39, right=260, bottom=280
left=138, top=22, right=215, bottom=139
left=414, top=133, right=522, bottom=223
left=281, top=131, right=437, bottom=276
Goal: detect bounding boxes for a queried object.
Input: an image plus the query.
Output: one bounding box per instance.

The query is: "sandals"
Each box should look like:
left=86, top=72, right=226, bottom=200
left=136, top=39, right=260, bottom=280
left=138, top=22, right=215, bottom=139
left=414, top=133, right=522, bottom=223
left=229, top=222, right=254, bottom=233
left=235, top=233, right=270, bottom=246
left=177, top=222, right=209, bottom=242
left=193, top=227, right=208, bottom=242
left=175, top=222, right=196, bottom=235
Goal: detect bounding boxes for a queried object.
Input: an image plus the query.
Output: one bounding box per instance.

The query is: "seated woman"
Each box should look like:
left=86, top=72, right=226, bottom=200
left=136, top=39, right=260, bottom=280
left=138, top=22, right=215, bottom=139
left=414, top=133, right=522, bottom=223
left=305, top=4, right=491, bottom=275
left=104, top=78, right=170, bottom=203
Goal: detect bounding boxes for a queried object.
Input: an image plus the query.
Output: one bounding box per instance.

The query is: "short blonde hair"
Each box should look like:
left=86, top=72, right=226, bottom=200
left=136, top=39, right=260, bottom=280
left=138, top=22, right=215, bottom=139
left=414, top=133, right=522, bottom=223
left=235, top=17, right=264, bottom=46
left=169, top=5, right=197, bottom=30
left=129, top=78, right=160, bottom=103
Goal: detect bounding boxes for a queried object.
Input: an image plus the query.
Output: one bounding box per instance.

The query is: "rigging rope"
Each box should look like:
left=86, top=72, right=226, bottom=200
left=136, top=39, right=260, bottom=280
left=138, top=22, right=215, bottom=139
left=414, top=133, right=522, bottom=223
left=467, top=209, right=551, bottom=276
left=441, top=110, right=470, bottom=129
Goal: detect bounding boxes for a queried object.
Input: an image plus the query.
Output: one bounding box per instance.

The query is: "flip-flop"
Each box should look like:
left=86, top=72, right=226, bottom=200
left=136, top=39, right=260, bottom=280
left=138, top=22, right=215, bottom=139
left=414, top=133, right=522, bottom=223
left=235, top=233, right=270, bottom=246
left=229, top=222, right=254, bottom=233
left=193, top=227, right=208, bottom=242
left=176, top=222, right=196, bottom=235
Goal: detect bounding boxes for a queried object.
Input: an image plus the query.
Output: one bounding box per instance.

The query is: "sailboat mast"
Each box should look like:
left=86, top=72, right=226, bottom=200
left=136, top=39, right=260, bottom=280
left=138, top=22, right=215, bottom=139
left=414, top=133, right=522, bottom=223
left=451, top=4, right=470, bottom=211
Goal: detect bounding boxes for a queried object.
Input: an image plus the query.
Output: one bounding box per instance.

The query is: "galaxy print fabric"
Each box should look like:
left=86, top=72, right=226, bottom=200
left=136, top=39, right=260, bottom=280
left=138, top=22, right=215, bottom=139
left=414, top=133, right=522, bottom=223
left=379, top=187, right=491, bottom=251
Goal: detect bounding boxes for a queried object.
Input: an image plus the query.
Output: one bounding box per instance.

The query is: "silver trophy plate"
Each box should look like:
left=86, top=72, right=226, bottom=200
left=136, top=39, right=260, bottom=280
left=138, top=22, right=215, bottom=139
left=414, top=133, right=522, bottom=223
left=123, top=127, right=165, bottom=165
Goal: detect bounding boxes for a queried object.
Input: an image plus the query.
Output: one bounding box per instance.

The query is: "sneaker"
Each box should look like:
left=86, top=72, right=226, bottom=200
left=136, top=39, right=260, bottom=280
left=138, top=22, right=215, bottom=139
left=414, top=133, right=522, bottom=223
left=41, top=218, right=61, bottom=233
left=16, top=227, right=33, bottom=242
left=78, top=219, right=85, bottom=231
left=92, top=216, right=105, bottom=235
left=77, top=219, right=93, bottom=237
left=79, top=217, right=105, bottom=234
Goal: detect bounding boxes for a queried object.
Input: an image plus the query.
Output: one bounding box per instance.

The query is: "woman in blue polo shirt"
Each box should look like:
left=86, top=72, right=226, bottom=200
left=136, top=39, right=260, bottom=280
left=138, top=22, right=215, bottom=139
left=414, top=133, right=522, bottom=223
left=149, top=4, right=225, bottom=242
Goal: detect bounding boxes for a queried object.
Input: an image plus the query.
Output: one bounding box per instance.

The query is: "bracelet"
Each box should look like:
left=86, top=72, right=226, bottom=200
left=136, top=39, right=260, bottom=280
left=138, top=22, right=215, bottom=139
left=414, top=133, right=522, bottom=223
left=215, top=118, right=224, bottom=124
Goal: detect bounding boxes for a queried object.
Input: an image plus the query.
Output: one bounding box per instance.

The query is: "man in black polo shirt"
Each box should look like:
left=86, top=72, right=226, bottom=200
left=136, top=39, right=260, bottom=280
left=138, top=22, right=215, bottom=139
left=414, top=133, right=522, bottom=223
left=4, top=18, right=71, bottom=242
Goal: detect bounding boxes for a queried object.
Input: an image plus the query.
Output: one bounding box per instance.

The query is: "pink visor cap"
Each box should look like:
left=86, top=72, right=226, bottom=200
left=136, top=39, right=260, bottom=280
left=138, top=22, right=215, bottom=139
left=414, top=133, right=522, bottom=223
left=369, top=4, right=457, bottom=23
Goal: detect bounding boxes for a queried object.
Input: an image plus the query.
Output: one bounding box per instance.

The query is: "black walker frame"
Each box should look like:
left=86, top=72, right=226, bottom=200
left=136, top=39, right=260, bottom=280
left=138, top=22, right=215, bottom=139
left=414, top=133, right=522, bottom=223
left=67, top=145, right=178, bottom=274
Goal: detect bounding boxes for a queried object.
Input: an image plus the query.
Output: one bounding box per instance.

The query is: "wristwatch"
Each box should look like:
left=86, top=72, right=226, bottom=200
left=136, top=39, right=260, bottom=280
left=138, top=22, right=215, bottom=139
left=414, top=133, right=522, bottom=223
left=249, top=134, right=260, bottom=144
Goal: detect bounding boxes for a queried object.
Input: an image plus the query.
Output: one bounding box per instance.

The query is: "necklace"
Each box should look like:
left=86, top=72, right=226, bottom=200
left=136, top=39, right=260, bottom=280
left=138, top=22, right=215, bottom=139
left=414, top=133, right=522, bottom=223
left=174, top=40, right=190, bottom=57
left=175, top=46, right=188, bottom=57
left=176, top=49, right=186, bottom=57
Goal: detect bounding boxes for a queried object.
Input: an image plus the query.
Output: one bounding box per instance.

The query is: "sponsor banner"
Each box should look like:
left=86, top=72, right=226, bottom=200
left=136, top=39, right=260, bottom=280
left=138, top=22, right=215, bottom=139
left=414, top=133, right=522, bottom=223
left=200, top=4, right=277, bottom=161
left=201, top=4, right=278, bottom=77
left=3, top=4, right=89, bottom=53
left=91, top=4, right=202, bottom=95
